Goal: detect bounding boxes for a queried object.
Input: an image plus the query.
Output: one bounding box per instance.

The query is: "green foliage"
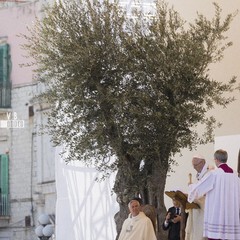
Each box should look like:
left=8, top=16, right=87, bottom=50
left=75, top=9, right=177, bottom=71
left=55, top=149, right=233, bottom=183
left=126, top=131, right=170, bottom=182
left=22, top=0, right=238, bottom=178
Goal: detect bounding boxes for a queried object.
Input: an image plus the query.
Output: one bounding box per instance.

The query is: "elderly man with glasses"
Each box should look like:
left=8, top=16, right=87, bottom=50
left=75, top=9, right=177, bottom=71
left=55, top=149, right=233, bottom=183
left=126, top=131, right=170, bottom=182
left=188, top=149, right=240, bottom=240
left=185, top=155, right=211, bottom=240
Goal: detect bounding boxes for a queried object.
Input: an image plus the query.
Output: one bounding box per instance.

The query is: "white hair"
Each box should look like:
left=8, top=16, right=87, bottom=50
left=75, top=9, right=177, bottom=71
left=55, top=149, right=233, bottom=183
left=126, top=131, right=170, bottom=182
left=128, top=200, right=140, bottom=209
left=192, top=154, right=205, bottom=160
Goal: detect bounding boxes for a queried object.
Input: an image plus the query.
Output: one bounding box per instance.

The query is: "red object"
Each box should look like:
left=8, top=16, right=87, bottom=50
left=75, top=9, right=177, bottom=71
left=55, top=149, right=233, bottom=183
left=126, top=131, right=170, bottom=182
left=238, top=149, right=240, bottom=175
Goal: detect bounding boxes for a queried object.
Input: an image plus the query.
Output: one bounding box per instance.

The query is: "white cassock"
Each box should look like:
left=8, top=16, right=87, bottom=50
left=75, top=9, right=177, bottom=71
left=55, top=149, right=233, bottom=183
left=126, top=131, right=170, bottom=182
left=188, top=168, right=240, bottom=240
left=118, top=211, right=157, bottom=240
left=185, top=163, right=209, bottom=240
left=185, top=196, right=207, bottom=240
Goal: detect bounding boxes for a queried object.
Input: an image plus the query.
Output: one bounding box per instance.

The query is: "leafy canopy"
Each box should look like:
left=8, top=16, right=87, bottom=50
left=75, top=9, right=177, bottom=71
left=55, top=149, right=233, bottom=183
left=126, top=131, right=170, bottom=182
left=23, top=0, right=238, bottom=176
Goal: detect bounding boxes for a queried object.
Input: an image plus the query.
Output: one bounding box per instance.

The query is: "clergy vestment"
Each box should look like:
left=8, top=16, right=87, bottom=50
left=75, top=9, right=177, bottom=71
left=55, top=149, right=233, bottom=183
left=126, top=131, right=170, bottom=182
left=188, top=167, right=240, bottom=240
left=218, top=163, right=233, bottom=173
left=118, top=211, right=156, bottom=240
left=185, top=197, right=207, bottom=240
left=185, top=163, right=209, bottom=240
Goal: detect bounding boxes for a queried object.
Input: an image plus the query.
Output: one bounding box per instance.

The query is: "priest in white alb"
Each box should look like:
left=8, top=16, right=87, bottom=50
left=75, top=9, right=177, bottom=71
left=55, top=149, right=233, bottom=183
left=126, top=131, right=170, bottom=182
left=188, top=149, right=240, bottom=240
left=185, top=155, right=210, bottom=240
left=118, top=199, right=157, bottom=240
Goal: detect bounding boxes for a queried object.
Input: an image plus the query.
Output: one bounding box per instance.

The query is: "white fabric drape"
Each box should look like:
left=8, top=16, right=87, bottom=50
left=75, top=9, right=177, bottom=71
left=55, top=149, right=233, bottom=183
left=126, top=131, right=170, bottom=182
left=55, top=147, right=119, bottom=240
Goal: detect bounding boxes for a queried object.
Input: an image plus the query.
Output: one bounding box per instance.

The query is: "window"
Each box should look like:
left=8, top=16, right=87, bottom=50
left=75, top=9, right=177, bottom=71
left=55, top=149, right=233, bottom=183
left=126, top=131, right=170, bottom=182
left=0, top=43, right=11, bottom=108
left=0, top=154, right=9, bottom=216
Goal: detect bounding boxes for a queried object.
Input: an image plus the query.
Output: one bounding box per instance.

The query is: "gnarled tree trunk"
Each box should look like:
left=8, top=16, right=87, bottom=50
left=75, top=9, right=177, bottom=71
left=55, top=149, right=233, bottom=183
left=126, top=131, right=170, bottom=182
left=113, top=157, right=169, bottom=240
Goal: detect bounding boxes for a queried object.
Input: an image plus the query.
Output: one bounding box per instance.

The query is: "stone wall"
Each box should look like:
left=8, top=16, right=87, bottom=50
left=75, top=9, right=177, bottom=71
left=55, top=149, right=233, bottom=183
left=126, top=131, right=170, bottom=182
left=0, top=83, right=56, bottom=240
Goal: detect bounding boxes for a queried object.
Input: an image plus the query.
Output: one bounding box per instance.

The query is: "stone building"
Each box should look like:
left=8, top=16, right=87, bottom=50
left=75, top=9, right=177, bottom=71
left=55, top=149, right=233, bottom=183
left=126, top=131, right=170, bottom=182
left=0, top=1, right=56, bottom=239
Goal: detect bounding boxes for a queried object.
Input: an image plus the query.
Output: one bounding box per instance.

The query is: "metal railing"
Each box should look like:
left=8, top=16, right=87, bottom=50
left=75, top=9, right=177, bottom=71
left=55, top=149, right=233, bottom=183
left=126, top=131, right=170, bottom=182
left=0, top=193, right=9, bottom=216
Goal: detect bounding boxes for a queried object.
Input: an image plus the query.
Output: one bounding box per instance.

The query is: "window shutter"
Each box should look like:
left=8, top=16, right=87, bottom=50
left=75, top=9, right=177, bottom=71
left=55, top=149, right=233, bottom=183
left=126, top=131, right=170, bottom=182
left=0, top=154, right=9, bottom=195
left=0, top=154, right=9, bottom=215
left=0, top=44, right=11, bottom=108
left=0, top=44, right=10, bottom=84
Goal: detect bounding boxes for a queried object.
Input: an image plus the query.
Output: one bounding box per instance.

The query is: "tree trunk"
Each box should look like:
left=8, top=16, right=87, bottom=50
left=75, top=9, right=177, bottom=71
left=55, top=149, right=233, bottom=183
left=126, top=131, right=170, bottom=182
left=146, top=161, right=169, bottom=240
left=113, top=159, right=140, bottom=239
left=113, top=158, right=169, bottom=240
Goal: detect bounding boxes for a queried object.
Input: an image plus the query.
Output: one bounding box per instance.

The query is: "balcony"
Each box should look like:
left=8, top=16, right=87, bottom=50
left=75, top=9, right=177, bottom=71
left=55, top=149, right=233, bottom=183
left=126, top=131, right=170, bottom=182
left=0, top=193, right=9, bottom=216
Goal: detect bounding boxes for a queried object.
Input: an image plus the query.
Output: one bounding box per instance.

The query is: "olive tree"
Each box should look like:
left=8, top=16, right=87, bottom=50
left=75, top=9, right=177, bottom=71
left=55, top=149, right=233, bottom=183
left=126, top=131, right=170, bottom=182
left=22, top=0, right=238, bottom=239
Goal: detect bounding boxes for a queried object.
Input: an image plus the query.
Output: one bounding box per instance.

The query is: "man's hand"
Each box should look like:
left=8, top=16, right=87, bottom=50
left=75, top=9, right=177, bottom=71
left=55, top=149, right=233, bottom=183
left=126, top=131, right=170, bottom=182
left=165, top=212, right=171, bottom=222
left=172, top=215, right=181, bottom=223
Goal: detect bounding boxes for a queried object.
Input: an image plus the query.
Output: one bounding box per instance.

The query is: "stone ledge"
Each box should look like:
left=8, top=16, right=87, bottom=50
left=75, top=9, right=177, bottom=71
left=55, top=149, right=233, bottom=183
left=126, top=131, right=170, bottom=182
left=0, top=216, right=10, bottom=228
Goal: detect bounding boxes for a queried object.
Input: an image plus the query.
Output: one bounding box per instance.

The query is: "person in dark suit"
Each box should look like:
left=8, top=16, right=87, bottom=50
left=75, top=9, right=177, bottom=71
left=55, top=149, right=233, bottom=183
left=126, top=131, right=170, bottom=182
left=162, top=198, right=181, bottom=240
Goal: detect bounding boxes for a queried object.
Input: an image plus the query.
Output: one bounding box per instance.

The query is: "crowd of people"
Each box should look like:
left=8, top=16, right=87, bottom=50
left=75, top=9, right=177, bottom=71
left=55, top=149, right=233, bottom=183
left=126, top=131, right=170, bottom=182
left=117, top=149, right=240, bottom=240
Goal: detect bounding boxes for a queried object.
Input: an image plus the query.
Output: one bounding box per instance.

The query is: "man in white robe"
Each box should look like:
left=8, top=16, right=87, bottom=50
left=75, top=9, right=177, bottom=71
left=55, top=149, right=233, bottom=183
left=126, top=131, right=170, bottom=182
left=185, top=155, right=210, bottom=240
left=188, top=149, right=240, bottom=240
left=118, top=199, right=157, bottom=240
